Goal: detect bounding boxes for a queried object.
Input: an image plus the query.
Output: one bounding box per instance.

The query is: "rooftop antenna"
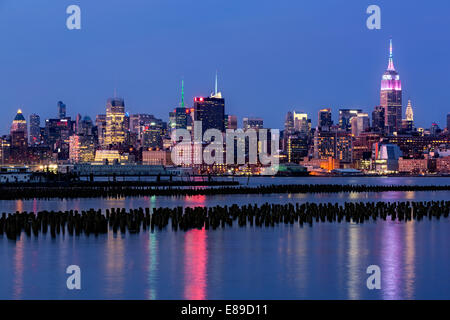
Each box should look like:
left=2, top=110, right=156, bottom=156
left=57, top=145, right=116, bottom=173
left=181, top=79, right=185, bottom=108
left=215, top=70, right=218, bottom=96
left=388, top=37, right=395, bottom=71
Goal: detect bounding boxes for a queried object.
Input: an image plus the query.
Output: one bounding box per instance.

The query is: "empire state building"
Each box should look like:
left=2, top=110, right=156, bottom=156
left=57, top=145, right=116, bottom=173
left=380, top=39, right=402, bottom=134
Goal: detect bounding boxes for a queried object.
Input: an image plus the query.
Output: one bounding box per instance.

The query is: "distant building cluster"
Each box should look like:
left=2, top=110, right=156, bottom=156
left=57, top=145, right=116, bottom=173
left=283, top=40, right=450, bottom=175
left=1, top=40, right=449, bottom=176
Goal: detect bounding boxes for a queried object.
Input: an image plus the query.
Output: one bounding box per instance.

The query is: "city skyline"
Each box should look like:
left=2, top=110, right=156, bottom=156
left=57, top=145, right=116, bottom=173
left=1, top=1, right=450, bottom=132
left=2, top=54, right=450, bottom=137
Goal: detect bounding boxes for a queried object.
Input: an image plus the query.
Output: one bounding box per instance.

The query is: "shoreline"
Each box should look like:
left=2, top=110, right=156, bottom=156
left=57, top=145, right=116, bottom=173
left=0, top=183, right=450, bottom=200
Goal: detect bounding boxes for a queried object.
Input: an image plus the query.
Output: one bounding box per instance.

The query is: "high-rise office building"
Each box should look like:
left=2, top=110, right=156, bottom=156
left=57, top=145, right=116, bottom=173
left=351, top=113, right=370, bottom=137
left=130, top=114, right=164, bottom=141
left=194, top=96, right=225, bottom=134
left=58, top=101, right=67, bottom=119
left=96, top=114, right=107, bottom=146
left=380, top=39, right=402, bottom=134
left=69, top=134, right=95, bottom=163
left=0, top=136, right=10, bottom=164
left=284, top=112, right=295, bottom=136
left=29, top=113, right=41, bottom=145
left=318, top=108, right=333, bottom=131
left=169, top=79, right=193, bottom=133
left=447, top=113, right=450, bottom=131
left=11, top=109, right=28, bottom=148
left=194, top=74, right=225, bottom=135
left=336, top=131, right=353, bottom=163
left=314, top=130, right=336, bottom=160
left=293, top=112, right=310, bottom=134
left=169, top=108, right=189, bottom=131
left=43, top=118, right=72, bottom=159
left=287, top=134, right=308, bottom=163
left=104, top=98, right=126, bottom=146
left=124, top=112, right=130, bottom=133
left=142, top=122, right=164, bottom=150
left=313, top=130, right=352, bottom=163
left=339, top=109, right=362, bottom=131
left=78, top=116, right=93, bottom=136
left=372, top=106, right=385, bottom=133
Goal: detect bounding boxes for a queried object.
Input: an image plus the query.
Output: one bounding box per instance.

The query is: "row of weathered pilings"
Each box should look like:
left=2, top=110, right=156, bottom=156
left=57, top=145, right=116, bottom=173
left=1, top=200, right=449, bottom=240
left=0, top=184, right=450, bottom=200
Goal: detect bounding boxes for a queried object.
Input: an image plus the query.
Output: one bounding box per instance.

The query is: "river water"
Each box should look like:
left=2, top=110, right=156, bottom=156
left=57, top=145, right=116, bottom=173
left=1, top=177, right=449, bottom=300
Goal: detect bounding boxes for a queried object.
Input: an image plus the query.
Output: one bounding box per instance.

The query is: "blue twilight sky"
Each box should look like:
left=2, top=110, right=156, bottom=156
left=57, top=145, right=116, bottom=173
left=0, top=0, right=449, bottom=134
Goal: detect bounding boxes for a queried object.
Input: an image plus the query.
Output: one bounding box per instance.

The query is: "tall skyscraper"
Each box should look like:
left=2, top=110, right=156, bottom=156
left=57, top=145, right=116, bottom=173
left=447, top=113, right=450, bottom=131
left=339, top=109, right=362, bottom=131
left=405, top=100, right=414, bottom=121
left=194, top=75, right=225, bottom=135
left=29, top=113, right=41, bottom=145
left=58, top=101, right=67, bottom=119
left=402, top=100, right=414, bottom=132
left=169, top=80, right=193, bottom=133
left=11, top=109, right=28, bottom=148
left=43, top=118, right=72, bottom=160
left=194, top=96, right=225, bottom=134
left=380, top=39, right=402, bottom=134
left=104, top=98, right=126, bottom=146
left=318, top=108, right=333, bottom=131
left=284, top=112, right=295, bottom=135
left=96, top=114, right=107, bottom=146
left=293, top=112, right=310, bottom=134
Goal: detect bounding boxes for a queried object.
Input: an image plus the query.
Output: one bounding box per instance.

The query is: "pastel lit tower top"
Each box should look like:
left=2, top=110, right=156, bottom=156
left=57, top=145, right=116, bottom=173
left=381, top=39, right=402, bottom=91
left=405, top=100, right=414, bottom=121
left=11, top=108, right=27, bottom=133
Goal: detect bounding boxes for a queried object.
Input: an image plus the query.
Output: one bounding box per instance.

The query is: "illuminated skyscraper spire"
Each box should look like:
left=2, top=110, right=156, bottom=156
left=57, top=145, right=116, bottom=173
left=406, top=99, right=414, bottom=121
left=211, top=70, right=222, bottom=98
left=380, top=38, right=402, bottom=134
left=181, top=79, right=185, bottom=108
left=215, top=71, right=218, bottom=96
left=387, top=38, right=395, bottom=71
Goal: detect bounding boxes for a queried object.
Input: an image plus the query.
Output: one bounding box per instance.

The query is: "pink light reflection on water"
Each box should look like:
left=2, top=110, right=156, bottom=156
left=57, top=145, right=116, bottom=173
left=184, top=194, right=207, bottom=207
left=381, top=220, right=403, bottom=300
left=184, top=229, right=208, bottom=300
